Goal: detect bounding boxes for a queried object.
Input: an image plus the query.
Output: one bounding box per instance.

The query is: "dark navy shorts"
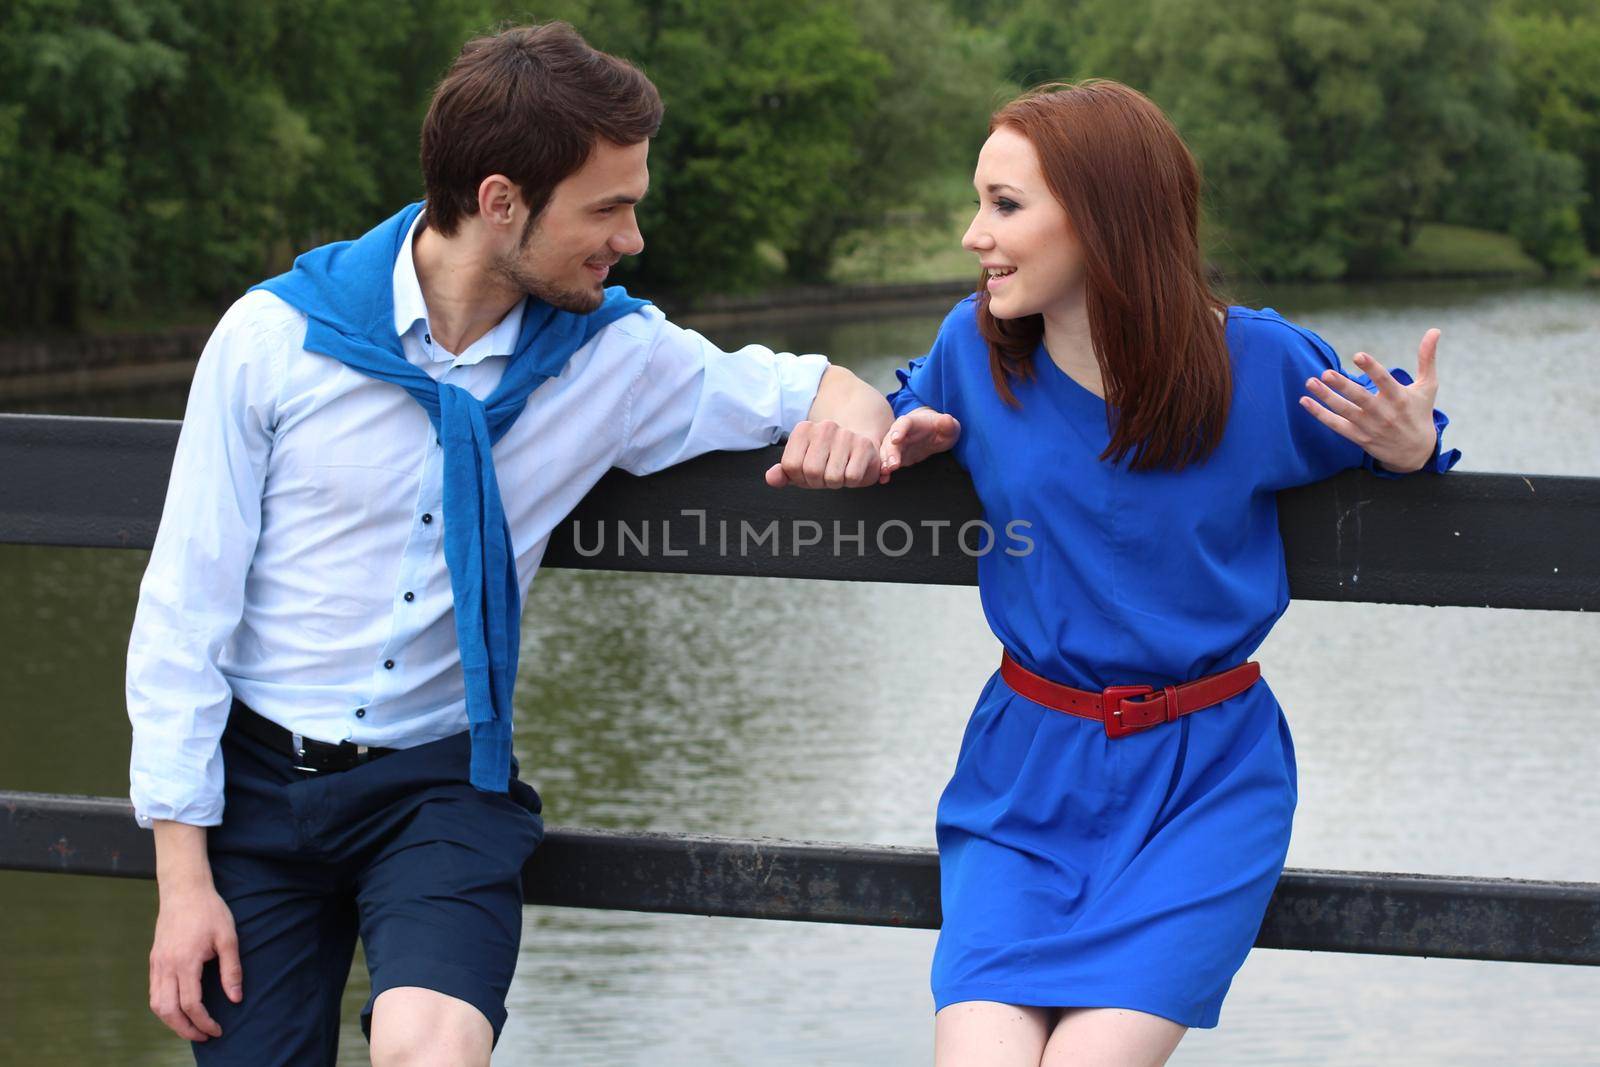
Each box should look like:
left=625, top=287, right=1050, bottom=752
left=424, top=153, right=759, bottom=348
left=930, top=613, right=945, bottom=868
left=192, top=715, right=544, bottom=1066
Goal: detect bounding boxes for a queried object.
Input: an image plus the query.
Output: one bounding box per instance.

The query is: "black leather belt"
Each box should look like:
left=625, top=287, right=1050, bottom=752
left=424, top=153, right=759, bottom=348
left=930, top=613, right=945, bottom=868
left=229, top=700, right=399, bottom=774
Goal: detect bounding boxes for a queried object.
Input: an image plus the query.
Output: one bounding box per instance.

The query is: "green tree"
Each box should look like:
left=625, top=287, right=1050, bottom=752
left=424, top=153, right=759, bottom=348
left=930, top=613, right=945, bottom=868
left=1, top=0, right=485, bottom=330
left=1047, top=0, right=1585, bottom=278
left=522, top=0, right=888, bottom=293
left=123, top=0, right=486, bottom=316
left=778, top=0, right=1008, bottom=282
left=1496, top=0, right=1600, bottom=253
left=0, top=0, right=186, bottom=327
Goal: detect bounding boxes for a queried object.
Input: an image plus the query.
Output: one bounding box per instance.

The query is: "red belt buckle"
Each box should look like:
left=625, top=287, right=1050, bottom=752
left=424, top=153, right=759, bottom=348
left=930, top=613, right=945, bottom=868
left=1101, top=685, right=1155, bottom=739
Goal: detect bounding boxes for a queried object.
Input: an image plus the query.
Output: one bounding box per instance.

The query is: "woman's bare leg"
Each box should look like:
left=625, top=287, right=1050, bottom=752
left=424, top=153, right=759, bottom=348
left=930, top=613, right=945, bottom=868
left=934, top=1001, right=1055, bottom=1067
left=1039, top=1007, right=1187, bottom=1067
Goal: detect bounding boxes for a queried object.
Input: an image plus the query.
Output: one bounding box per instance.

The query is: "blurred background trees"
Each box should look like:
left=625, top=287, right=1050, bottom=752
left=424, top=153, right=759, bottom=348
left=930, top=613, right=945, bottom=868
left=2, top=0, right=1594, bottom=330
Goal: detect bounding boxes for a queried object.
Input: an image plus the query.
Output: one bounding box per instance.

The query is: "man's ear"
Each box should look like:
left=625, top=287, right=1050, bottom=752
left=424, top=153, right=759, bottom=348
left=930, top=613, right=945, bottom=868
left=476, top=175, right=520, bottom=231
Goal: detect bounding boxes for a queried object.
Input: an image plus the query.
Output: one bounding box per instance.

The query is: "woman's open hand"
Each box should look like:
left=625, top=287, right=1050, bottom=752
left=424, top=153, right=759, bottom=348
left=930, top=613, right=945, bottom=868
left=879, top=406, right=961, bottom=483
left=1300, top=328, right=1441, bottom=473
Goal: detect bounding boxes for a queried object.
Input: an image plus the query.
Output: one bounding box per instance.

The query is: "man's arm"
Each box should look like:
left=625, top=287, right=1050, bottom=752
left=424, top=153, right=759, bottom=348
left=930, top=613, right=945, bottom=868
left=765, top=365, right=894, bottom=489
left=615, top=310, right=887, bottom=487
left=130, top=293, right=283, bottom=1041
left=148, top=823, right=242, bottom=1041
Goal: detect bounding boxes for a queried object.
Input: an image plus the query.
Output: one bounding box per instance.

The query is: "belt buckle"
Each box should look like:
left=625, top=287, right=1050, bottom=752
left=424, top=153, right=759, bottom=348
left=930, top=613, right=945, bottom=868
left=290, top=732, right=328, bottom=775
left=1101, top=685, right=1154, bottom=740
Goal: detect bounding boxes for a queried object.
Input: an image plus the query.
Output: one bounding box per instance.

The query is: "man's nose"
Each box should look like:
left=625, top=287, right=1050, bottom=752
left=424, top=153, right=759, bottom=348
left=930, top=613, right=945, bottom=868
left=613, top=219, right=644, bottom=257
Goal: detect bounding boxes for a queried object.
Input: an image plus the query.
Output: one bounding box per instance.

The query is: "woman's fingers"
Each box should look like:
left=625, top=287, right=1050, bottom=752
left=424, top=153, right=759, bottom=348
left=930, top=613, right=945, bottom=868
left=1304, top=375, right=1364, bottom=420
left=882, top=409, right=961, bottom=476
left=1316, top=368, right=1374, bottom=408
left=1352, top=352, right=1401, bottom=394
left=880, top=413, right=915, bottom=471
left=1297, top=394, right=1360, bottom=443
left=1416, top=328, right=1441, bottom=397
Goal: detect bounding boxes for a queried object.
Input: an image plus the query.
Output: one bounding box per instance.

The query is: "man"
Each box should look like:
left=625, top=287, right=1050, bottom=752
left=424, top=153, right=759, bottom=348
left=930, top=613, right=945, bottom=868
left=129, top=22, right=891, bottom=1066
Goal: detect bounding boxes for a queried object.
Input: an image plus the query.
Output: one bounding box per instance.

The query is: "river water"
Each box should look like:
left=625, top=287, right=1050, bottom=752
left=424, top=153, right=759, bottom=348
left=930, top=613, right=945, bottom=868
left=2, top=281, right=1597, bottom=1065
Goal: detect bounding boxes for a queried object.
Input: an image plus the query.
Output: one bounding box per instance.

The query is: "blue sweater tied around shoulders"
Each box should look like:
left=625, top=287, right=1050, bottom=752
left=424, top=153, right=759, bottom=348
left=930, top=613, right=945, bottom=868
left=253, top=202, right=648, bottom=792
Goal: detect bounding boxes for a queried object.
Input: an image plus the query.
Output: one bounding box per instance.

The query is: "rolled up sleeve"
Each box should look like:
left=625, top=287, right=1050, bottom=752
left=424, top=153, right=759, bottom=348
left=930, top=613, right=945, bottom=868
left=615, top=311, right=828, bottom=476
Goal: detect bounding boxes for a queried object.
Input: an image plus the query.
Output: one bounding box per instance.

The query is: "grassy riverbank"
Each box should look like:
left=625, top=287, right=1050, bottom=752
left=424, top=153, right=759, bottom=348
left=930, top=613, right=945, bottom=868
left=2, top=220, right=1572, bottom=347
left=830, top=211, right=1551, bottom=287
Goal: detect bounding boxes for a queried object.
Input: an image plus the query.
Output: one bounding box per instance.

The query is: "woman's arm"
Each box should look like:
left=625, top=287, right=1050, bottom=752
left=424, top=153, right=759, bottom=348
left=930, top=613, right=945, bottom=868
left=878, top=405, right=962, bottom=481
left=1299, top=328, right=1446, bottom=473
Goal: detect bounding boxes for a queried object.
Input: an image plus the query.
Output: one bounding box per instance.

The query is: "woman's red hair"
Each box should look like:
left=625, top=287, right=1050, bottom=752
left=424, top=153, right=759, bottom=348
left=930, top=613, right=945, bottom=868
left=978, top=81, right=1230, bottom=472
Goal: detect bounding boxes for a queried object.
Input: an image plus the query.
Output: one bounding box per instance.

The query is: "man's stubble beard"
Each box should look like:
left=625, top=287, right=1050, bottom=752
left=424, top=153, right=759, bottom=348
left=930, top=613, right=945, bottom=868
left=492, top=213, right=604, bottom=315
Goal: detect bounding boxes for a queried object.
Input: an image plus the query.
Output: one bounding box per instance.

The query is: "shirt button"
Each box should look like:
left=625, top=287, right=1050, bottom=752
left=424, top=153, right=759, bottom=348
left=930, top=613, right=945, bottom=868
left=403, top=591, right=415, bottom=602
left=355, top=708, right=366, bottom=719
left=421, top=513, right=433, bottom=524
left=384, top=659, right=395, bottom=670
left=424, top=333, right=431, bottom=344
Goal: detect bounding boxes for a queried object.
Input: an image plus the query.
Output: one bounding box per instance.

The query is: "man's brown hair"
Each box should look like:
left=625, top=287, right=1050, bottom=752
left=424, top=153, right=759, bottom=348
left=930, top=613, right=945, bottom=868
left=421, top=22, right=663, bottom=236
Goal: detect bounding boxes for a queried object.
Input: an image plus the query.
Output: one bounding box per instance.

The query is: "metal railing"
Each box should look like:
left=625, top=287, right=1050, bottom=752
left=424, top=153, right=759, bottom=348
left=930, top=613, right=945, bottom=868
left=2, top=412, right=1597, bottom=965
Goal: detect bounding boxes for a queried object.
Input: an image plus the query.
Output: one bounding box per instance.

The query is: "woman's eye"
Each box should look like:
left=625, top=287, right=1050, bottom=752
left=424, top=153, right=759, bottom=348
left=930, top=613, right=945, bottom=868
left=996, top=198, right=1019, bottom=214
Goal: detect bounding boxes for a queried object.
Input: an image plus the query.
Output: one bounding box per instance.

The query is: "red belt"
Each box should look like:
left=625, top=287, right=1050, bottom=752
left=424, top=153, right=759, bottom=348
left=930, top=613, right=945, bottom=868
left=1000, top=652, right=1261, bottom=739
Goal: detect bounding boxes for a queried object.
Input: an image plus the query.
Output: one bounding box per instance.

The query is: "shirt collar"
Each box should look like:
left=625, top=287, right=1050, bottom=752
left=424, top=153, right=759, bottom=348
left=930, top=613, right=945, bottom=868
left=392, top=212, right=526, bottom=367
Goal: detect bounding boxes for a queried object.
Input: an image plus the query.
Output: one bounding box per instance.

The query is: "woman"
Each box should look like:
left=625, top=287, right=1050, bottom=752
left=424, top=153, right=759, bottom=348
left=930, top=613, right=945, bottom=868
left=878, top=81, right=1457, bottom=1066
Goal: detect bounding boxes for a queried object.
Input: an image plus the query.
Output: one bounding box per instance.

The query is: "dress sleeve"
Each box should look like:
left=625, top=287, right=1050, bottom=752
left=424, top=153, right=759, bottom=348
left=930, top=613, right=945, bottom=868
left=1263, top=316, right=1459, bottom=489
left=886, top=356, right=935, bottom=418
left=885, top=297, right=972, bottom=419
left=616, top=313, right=829, bottom=476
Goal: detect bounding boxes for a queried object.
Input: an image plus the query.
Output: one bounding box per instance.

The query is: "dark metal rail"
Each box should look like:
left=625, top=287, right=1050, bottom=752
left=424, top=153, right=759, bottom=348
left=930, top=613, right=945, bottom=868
left=2, top=413, right=1597, bottom=610
left=4, top=792, right=1596, bottom=966
left=3, top=413, right=1597, bottom=967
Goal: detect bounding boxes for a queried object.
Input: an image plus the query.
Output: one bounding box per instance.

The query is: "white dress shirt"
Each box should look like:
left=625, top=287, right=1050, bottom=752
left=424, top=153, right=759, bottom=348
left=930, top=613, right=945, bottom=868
left=127, top=214, right=828, bottom=827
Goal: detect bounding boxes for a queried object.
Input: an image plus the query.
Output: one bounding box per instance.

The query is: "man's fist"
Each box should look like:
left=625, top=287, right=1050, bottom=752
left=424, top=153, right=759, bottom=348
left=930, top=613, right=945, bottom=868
left=765, top=419, right=883, bottom=489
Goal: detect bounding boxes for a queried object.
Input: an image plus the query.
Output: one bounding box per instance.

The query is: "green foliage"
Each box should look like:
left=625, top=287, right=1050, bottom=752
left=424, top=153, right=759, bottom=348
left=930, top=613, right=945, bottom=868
left=1, top=0, right=483, bottom=329
left=776, top=0, right=1008, bottom=282
left=521, top=0, right=895, bottom=292
left=993, top=0, right=1593, bottom=279
left=1496, top=0, right=1600, bottom=253
left=1, top=0, right=187, bottom=326
left=5, top=0, right=1597, bottom=329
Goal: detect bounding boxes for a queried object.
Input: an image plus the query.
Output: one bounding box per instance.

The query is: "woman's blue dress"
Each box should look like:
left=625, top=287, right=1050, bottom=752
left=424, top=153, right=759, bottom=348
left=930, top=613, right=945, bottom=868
left=888, top=297, right=1456, bottom=1028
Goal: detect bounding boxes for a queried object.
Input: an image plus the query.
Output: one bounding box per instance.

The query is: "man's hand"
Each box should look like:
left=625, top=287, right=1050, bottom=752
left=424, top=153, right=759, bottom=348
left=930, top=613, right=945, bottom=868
left=765, top=419, right=883, bottom=488
left=879, top=406, right=961, bottom=482
left=149, top=822, right=242, bottom=1042
left=765, top=365, right=892, bottom=488
left=1300, top=328, right=1442, bottom=473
